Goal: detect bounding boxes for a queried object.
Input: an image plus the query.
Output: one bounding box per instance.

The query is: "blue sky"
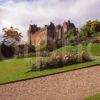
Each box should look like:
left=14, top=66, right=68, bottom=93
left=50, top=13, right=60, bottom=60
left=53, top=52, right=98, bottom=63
left=0, top=0, right=100, bottom=41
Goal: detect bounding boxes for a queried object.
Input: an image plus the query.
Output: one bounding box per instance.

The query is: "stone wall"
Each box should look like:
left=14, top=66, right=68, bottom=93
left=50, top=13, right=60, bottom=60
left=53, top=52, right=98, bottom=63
left=30, top=28, right=48, bottom=46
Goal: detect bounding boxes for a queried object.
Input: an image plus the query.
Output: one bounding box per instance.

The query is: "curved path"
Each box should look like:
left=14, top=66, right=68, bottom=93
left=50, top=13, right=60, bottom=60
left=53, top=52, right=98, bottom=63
left=0, top=66, right=100, bottom=100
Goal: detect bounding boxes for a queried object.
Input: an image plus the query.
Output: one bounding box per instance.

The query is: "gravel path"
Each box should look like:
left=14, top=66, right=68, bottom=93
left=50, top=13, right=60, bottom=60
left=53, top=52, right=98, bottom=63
left=0, top=66, right=100, bottom=100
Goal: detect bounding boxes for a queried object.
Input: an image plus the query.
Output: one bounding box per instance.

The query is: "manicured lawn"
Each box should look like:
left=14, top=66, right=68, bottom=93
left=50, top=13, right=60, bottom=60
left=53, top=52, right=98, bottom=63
left=90, top=44, right=100, bottom=56
left=85, top=94, right=100, bottom=100
left=0, top=43, right=100, bottom=84
left=0, top=58, right=100, bottom=84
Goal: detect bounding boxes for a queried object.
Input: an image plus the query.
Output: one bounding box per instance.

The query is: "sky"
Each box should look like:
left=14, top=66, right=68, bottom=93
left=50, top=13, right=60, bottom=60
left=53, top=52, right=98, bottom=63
left=0, top=0, right=100, bottom=42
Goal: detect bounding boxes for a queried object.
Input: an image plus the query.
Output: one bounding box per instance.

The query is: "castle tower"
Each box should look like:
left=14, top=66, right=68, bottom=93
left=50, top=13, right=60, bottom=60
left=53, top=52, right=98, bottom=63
left=62, top=21, right=69, bottom=33
left=55, top=25, right=62, bottom=39
left=47, top=22, right=56, bottom=39
left=28, top=24, right=41, bottom=45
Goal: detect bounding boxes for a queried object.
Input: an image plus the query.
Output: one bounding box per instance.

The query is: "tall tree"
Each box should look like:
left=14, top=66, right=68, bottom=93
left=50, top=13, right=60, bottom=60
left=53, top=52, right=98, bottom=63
left=0, top=27, right=22, bottom=58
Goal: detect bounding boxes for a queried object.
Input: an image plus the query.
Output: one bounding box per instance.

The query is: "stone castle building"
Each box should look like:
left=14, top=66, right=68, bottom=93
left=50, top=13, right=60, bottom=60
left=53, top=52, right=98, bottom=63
left=28, top=20, right=76, bottom=47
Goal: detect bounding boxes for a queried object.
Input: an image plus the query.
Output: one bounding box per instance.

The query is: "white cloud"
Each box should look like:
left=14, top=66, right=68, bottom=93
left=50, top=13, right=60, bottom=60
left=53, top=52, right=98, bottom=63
left=0, top=0, right=100, bottom=41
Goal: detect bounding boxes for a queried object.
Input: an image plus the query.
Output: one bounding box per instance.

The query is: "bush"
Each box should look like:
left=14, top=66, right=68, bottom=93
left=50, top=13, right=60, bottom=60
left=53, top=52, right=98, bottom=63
left=49, top=52, right=63, bottom=68
left=31, top=57, right=50, bottom=71
left=62, top=52, right=70, bottom=64
left=82, top=51, right=91, bottom=62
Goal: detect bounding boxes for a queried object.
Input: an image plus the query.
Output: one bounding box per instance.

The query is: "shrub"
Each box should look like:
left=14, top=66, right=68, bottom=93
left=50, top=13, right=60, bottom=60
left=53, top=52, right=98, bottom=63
left=31, top=57, right=50, bottom=71
left=51, top=52, right=62, bottom=61
left=62, top=52, right=70, bottom=64
left=28, top=44, right=35, bottom=53
left=48, top=54, right=62, bottom=68
left=82, top=51, right=91, bottom=62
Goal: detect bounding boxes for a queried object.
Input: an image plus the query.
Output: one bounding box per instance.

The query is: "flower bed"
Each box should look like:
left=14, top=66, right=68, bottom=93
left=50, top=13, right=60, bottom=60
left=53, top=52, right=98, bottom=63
left=30, top=51, right=91, bottom=71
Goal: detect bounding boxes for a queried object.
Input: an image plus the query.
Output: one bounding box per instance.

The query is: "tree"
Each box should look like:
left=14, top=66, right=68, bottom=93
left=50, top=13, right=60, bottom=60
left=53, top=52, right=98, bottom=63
left=1, top=27, right=22, bottom=59
left=53, top=38, right=62, bottom=48
left=80, top=20, right=100, bottom=39
left=65, top=28, right=77, bottom=38
left=1, top=44, right=15, bottom=58
left=2, top=27, right=22, bottom=46
left=64, top=28, right=78, bottom=45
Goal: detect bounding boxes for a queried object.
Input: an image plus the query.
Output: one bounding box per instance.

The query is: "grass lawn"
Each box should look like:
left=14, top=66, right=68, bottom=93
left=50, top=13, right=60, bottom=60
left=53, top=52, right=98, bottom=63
left=0, top=43, right=100, bottom=84
left=85, top=94, right=100, bottom=100
left=54, top=43, right=100, bottom=56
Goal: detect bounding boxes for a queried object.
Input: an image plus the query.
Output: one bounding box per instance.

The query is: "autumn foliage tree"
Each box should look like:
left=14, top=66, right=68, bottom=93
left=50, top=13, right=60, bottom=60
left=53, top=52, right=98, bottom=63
left=2, top=27, right=22, bottom=46
left=1, top=27, right=22, bottom=59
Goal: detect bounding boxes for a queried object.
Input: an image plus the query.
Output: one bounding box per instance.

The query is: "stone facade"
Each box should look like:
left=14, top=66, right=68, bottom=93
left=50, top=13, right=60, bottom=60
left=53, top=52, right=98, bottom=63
left=28, top=20, right=76, bottom=47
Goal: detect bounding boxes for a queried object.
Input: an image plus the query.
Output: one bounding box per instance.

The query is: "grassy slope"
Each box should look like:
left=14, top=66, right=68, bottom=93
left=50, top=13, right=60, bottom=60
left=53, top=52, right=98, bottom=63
left=85, top=94, right=100, bottom=100
left=0, top=44, right=100, bottom=84
left=91, top=44, right=100, bottom=56
left=54, top=43, right=100, bottom=56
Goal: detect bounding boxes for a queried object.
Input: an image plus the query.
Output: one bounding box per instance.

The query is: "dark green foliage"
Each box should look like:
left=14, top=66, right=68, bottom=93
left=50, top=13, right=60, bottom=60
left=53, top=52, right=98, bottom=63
left=65, top=28, right=77, bottom=38
left=28, top=44, right=35, bottom=53
left=63, top=28, right=79, bottom=45
left=15, top=44, right=35, bottom=58
left=0, top=44, right=15, bottom=59
left=54, top=38, right=62, bottom=48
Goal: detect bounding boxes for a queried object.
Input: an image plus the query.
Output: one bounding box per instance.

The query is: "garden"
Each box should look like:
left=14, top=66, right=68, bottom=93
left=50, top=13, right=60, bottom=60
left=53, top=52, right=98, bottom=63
left=0, top=20, right=100, bottom=84
left=0, top=43, right=100, bottom=84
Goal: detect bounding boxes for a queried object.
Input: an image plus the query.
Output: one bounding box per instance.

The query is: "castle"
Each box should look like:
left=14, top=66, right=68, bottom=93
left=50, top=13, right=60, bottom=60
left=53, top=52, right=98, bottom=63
left=28, top=20, right=76, bottom=47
